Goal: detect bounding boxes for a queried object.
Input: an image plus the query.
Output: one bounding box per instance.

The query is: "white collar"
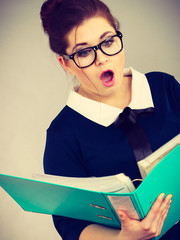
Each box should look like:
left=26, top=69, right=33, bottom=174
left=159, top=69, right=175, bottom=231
left=67, top=67, right=154, bottom=127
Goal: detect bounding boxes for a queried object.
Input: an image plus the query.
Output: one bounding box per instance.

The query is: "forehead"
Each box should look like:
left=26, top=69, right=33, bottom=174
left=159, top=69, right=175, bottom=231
left=66, top=16, right=115, bottom=52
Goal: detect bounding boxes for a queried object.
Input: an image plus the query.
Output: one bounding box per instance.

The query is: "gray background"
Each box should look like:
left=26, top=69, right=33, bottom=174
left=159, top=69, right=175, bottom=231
left=0, top=0, right=179, bottom=239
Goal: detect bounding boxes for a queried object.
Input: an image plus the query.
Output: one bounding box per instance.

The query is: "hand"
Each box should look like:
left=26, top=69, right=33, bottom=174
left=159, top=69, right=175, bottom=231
left=118, top=193, right=172, bottom=240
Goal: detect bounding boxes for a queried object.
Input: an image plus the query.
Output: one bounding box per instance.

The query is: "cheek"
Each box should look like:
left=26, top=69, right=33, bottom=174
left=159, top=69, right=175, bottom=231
left=114, top=53, right=124, bottom=73
left=75, top=69, right=95, bottom=87
left=113, top=54, right=124, bottom=68
left=116, top=52, right=124, bottom=65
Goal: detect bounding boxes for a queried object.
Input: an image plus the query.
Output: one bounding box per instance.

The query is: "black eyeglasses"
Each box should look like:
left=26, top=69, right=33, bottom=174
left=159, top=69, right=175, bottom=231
left=63, top=31, right=123, bottom=68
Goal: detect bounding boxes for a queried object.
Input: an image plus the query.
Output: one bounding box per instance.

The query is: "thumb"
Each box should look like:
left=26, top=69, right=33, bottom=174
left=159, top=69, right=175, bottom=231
left=118, top=211, right=130, bottom=226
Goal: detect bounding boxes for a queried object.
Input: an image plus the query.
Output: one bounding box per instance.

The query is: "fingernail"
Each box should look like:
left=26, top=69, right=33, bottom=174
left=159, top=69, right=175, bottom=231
left=160, top=193, right=165, bottom=199
left=120, top=215, right=124, bottom=220
left=118, top=212, right=124, bottom=219
left=169, top=195, right=173, bottom=202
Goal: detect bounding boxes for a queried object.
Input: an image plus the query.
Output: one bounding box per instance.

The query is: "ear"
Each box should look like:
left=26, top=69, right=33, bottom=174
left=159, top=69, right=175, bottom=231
left=58, top=56, right=73, bottom=75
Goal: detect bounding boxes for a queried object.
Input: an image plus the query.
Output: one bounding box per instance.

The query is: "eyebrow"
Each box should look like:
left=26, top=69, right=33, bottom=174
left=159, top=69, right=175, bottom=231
left=72, top=31, right=115, bottom=52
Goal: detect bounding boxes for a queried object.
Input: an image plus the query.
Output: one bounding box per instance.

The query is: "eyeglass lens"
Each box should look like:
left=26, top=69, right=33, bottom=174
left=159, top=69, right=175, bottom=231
left=74, top=35, right=122, bottom=68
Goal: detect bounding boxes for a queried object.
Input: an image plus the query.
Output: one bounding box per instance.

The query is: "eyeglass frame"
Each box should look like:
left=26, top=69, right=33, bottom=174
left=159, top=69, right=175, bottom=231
left=63, top=31, right=123, bottom=68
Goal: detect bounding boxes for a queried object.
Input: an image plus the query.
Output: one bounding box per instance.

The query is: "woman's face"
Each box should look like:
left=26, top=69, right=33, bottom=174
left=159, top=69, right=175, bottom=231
left=60, top=16, right=125, bottom=101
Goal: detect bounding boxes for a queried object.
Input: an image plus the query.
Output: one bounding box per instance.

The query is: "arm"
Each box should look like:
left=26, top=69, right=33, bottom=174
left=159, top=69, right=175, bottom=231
left=80, top=193, right=172, bottom=240
left=44, top=128, right=94, bottom=240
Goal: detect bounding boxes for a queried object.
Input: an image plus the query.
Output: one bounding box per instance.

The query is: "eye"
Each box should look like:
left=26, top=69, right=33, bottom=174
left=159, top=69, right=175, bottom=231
left=102, top=37, right=114, bottom=48
left=76, top=48, right=92, bottom=58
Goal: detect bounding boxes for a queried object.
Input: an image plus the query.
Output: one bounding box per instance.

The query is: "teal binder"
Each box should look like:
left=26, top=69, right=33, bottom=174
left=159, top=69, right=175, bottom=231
left=0, top=145, right=180, bottom=239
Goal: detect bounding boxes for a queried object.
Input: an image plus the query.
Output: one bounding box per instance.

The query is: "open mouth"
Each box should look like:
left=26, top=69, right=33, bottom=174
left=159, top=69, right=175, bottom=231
left=100, top=70, right=115, bottom=87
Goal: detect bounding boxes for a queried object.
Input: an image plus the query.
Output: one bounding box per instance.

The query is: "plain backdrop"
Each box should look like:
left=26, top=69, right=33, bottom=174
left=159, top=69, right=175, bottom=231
left=0, top=0, right=179, bottom=239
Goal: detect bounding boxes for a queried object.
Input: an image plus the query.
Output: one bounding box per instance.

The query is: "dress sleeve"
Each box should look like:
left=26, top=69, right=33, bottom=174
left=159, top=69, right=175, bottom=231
left=43, top=129, right=93, bottom=240
left=166, top=75, right=180, bottom=113
left=44, top=129, right=88, bottom=177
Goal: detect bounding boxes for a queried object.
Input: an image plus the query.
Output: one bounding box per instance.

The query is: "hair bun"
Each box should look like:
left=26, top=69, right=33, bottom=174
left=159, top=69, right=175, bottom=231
left=40, top=0, right=119, bottom=56
left=40, top=0, right=63, bottom=34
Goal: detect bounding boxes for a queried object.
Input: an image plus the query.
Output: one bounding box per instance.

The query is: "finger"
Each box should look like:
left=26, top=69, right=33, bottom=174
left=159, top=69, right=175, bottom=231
left=118, top=211, right=127, bottom=222
left=144, top=193, right=165, bottom=224
left=155, top=194, right=172, bottom=217
left=156, top=198, right=172, bottom=234
left=150, top=195, right=172, bottom=235
left=159, top=195, right=172, bottom=220
left=118, top=211, right=131, bottom=228
left=156, top=194, right=172, bottom=224
left=157, top=204, right=170, bottom=236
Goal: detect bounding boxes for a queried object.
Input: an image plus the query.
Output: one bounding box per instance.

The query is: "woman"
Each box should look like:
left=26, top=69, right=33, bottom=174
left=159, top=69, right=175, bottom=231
left=40, top=0, right=180, bottom=239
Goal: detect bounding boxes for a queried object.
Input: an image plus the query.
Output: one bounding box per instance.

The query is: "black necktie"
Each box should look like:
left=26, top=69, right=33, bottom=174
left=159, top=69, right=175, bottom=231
left=114, top=107, right=154, bottom=162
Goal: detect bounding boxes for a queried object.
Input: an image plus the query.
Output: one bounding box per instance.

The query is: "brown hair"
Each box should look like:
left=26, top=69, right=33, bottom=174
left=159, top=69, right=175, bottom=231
left=40, top=0, right=120, bottom=55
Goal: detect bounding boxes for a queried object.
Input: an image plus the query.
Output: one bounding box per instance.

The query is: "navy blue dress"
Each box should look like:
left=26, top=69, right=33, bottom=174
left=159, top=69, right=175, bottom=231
left=44, top=72, right=180, bottom=240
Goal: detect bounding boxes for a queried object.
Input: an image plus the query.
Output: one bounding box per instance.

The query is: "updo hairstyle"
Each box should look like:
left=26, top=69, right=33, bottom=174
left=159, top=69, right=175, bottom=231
left=40, top=0, right=120, bottom=56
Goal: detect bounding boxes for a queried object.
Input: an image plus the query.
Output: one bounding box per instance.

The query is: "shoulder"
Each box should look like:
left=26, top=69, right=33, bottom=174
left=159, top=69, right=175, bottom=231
left=47, top=104, right=92, bottom=135
left=145, top=71, right=179, bottom=91
left=145, top=71, right=175, bottom=83
left=47, top=106, right=78, bottom=134
left=145, top=71, right=180, bottom=111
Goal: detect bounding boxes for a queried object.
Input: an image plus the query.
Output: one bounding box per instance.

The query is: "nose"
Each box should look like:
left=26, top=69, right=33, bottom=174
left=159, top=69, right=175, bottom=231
left=95, top=49, right=108, bottom=66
